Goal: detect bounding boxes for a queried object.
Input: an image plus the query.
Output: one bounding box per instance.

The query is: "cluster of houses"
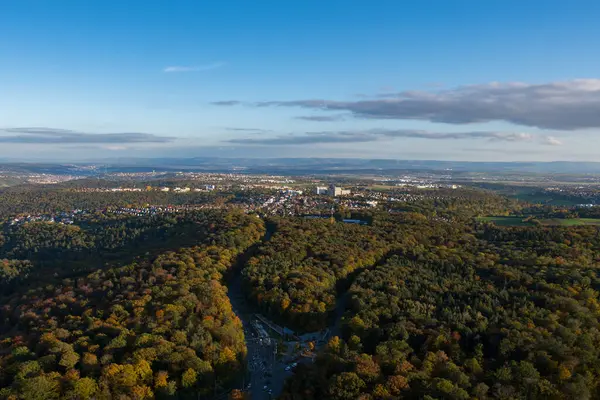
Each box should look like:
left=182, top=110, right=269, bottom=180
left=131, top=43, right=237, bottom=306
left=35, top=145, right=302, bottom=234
left=80, top=185, right=217, bottom=193
left=158, top=185, right=216, bottom=192
left=9, top=210, right=87, bottom=226
left=109, top=204, right=220, bottom=216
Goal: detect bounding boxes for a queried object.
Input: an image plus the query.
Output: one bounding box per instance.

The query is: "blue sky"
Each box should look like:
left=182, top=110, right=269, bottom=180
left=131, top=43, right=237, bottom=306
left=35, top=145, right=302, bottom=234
left=2, top=0, right=600, bottom=161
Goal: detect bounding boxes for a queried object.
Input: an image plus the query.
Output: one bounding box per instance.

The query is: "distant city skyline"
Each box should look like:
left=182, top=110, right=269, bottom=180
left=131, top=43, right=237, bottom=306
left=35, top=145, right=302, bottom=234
left=2, top=1, right=600, bottom=161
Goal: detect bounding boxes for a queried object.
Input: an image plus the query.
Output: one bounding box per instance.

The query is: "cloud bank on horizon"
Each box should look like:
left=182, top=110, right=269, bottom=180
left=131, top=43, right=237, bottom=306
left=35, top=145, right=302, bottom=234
left=226, top=129, right=543, bottom=145
left=2, top=78, right=587, bottom=161
left=5, top=78, right=599, bottom=160
left=213, top=79, right=600, bottom=131
left=0, top=77, right=600, bottom=160
left=0, top=128, right=174, bottom=144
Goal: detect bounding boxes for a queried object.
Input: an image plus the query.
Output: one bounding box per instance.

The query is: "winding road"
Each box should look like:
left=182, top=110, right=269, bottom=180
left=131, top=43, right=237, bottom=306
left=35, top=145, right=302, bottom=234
left=223, top=221, right=370, bottom=399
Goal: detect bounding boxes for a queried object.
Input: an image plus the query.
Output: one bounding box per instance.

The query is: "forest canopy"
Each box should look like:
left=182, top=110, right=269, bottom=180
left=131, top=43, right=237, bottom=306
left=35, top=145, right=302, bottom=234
left=3, top=182, right=600, bottom=399
left=279, top=221, right=600, bottom=399
left=0, top=211, right=264, bottom=399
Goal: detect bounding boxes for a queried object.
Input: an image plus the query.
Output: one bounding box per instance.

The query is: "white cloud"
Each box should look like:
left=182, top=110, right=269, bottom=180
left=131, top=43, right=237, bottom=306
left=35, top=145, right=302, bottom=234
left=163, top=62, right=226, bottom=73
left=215, top=79, right=600, bottom=130
left=226, top=129, right=536, bottom=145
left=103, top=145, right=129, bottom=151
left=0, top=127, right=174, bottom=144
left=543, top=136, right=563, bottom=146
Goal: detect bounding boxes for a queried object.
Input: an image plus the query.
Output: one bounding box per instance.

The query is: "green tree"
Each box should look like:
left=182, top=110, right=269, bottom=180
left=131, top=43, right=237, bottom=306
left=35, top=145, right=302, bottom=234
left=19, top=375, right=60, bottom=400
left=181, top=368, right=197, bottom=388
left=72, top=377, right=98, bottom=399
left=328, top=372, right=366, bottom=400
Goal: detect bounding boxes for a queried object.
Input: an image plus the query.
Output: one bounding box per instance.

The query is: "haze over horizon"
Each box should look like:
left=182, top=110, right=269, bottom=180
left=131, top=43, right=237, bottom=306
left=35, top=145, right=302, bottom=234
left=3, top=0, right=600, bottom=162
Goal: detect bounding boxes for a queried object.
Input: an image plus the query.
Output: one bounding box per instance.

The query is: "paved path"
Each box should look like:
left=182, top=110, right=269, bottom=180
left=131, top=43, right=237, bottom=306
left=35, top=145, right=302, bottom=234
left=224, top=226, right=284, bottom=399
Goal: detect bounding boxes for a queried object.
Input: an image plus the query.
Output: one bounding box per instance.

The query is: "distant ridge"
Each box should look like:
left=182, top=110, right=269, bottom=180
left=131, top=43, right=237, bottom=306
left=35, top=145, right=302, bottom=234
left=91, top=158, right=600, bottom=174
left=3, top=158, right=600, bottom=175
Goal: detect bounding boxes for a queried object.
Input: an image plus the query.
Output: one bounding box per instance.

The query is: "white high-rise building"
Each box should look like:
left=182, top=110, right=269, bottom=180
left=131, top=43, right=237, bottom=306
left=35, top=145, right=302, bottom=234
left=329, top=184, right=350, bottom=197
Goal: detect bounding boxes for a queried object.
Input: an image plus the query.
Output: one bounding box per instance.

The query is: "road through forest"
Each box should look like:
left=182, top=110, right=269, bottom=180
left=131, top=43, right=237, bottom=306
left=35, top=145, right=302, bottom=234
left=225, top=223, right=284, bottom=400
left=223, top=222, right=390, bottom=399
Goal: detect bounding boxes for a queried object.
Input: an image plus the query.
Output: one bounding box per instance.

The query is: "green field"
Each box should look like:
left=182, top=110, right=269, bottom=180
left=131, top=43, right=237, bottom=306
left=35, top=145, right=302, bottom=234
left=539, top=218, right=600, bottom=226
left=478, top=216, right=600, bottom=227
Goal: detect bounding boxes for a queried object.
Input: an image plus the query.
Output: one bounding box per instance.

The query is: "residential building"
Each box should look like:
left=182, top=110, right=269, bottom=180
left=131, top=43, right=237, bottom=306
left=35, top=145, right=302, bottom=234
left=329, top=184, right=350, bottom=197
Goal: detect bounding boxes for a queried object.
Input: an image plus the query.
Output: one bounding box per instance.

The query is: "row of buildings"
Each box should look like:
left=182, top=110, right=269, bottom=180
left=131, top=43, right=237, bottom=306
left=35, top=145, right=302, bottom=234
left=81, top=185, right=217, bottom=193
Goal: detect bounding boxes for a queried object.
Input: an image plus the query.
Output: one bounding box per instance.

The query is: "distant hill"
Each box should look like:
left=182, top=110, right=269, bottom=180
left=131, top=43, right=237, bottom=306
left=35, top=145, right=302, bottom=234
left=91, top=158, right=600, bottom=175
left=4, top=158, right=600, bottom=176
